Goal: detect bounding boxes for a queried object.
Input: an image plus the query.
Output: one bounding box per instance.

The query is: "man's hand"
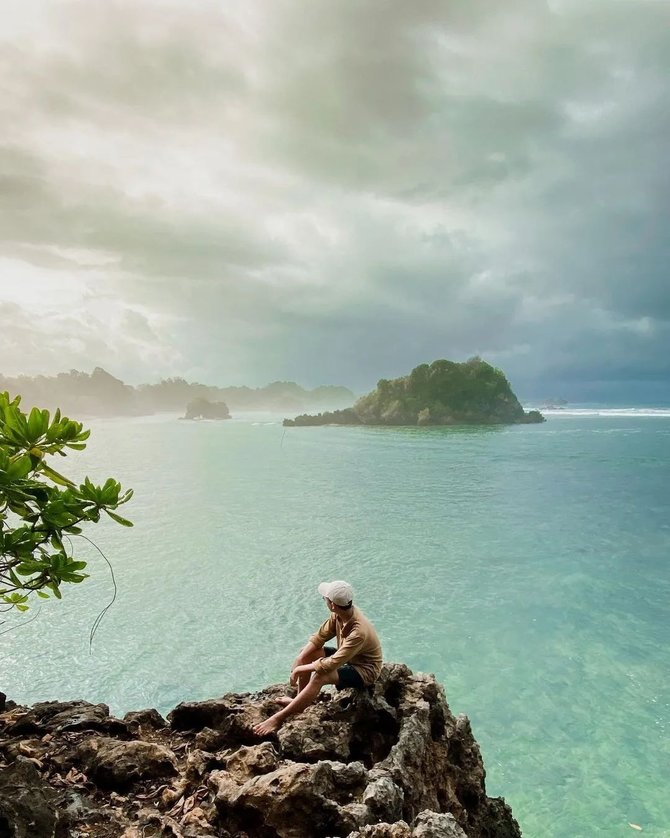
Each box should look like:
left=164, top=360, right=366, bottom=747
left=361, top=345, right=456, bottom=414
left=288, top=657, right=301, bottom=687
left=290, top=663, right=315, bottom=682
left=289, top=658, right=302, bottom=684
left=288, top=640, right=320, bottom=685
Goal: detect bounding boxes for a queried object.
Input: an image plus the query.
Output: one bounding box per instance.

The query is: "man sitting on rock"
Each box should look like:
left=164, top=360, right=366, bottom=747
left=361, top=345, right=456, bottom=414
left=253, top=580, right=383, bottom=736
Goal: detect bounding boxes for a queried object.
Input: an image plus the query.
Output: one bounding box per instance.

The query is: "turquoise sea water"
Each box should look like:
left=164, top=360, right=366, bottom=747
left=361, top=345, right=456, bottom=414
left=3, top=410, right=669, bottom=837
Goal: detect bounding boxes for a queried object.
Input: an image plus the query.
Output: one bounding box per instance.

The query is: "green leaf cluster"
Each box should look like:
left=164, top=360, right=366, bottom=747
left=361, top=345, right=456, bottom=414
left=0, top=392, right=133, bottom=611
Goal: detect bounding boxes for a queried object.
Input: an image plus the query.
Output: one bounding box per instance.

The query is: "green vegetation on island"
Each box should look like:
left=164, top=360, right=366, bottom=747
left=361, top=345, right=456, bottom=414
left=0, top=392, right=132, bottom=613
left=284, top=358, right=545, bottom=427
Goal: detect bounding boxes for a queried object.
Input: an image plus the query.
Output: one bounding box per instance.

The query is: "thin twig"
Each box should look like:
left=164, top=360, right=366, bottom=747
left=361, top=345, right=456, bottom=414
left=73, top=534, right=118, bottom=653
left=0, top=607, right=41, bottom=636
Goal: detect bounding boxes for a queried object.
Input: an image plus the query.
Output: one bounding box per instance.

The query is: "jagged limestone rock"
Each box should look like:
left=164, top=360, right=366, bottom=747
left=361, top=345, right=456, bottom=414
left=71, top=737, right=178, bottom=789
left=0, top=757, right=58, bottom=838
left=0, top=665, right=521, bottom=837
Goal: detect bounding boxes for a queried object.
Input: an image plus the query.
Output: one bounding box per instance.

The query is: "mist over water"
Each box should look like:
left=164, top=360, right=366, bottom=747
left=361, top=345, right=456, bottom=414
left=3, top=413, right=669, bottom=837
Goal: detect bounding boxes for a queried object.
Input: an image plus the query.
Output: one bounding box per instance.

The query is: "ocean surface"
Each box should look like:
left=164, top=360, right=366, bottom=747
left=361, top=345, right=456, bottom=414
left=3, top=408, right=669, bottom=837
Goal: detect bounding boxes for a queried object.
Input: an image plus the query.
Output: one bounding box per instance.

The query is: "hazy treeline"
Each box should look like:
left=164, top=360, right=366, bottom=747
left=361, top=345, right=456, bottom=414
left=0, top=368, right=355, bottom=417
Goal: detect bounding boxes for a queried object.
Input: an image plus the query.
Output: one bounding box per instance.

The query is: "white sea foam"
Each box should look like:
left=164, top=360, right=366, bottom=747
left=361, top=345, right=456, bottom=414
left=527, top=407, right=670, bottom=418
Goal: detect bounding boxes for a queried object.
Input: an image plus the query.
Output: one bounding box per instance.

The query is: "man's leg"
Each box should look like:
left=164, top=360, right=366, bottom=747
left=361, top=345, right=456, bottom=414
left=254, top=670, right=339, bottom=736
left=276, top=646, right=328, bottom=707
left=292, top=646, right=326, bottom=693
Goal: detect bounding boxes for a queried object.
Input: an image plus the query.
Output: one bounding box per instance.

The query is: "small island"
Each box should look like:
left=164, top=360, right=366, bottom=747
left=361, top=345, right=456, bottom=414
left=183, top=397, right=231, bottom=420
left=284, top=357, right=545, bottom=427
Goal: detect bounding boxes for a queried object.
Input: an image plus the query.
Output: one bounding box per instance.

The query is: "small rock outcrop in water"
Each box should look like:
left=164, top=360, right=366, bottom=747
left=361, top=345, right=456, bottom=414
left=0, top=665, right=521, bottom=837
left=183, top=397, right=231, bottom=420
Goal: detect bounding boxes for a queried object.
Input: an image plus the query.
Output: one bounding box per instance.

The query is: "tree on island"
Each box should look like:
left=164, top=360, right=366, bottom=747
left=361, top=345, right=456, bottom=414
left=284, top=357, right=545, bottom=426
left=184, top=398, right=231, bottom=420
left=0, top=392, right=133, bottom=614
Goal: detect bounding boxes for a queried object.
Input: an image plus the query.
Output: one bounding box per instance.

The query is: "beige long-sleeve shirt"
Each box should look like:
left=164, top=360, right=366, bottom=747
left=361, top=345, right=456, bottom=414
left=308, top=606, right=383, bottom=686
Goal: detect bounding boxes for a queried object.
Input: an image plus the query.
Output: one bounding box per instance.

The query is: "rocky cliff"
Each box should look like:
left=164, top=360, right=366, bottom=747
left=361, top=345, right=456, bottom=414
left=0, top=664, right=521, bottom=838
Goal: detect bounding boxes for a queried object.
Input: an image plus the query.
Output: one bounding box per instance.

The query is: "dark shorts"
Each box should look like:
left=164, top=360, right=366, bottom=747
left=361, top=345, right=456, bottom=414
left=323, top=646, right=366, bottom=690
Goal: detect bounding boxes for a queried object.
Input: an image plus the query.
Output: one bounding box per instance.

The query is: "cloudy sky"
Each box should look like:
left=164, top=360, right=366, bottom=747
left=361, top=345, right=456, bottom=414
left=0, top=0, right=668, bottom=400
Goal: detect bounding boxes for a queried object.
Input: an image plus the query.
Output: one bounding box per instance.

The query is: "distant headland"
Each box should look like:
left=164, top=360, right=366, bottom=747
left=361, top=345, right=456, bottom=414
left=0, top=368, right=355, bottom=418
left=283, top=358, right=545, bottom=427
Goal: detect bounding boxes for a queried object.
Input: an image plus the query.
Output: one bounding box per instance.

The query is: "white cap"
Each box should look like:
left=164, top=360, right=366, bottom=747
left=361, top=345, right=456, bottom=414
left=318, top=580, right=354, bottom=607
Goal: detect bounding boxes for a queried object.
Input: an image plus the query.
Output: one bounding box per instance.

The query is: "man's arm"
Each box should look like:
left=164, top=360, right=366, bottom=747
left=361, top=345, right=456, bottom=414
left=290, top=615, right=336, bottom=681
left=307, top=614, right=337, bottom=649
left=314, top=629, right=365, bottom=676
left=291, top=640, right=319, bottom=673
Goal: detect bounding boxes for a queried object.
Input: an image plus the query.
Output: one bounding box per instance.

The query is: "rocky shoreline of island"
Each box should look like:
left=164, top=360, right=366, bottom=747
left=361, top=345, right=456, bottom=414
left=0, top=664, right=521, bottom=837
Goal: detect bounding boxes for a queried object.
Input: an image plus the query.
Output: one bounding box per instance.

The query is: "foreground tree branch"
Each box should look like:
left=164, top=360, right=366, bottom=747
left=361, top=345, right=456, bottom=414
left=0, top=392, right=133, bottom=612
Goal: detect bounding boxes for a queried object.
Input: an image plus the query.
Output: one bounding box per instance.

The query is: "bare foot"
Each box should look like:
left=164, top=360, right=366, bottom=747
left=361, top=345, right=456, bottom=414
left=253, top=715, right=282, bottom=736
left=276, top=696, right=293, bottom=707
